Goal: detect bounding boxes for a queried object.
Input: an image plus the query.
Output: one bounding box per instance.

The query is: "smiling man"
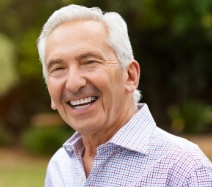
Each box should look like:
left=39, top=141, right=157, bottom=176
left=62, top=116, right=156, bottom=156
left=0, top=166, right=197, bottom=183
left=37, top=4, right=212, bottom=187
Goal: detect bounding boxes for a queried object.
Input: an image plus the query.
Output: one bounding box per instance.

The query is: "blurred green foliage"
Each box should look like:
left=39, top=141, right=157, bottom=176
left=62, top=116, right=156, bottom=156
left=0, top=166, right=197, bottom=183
left=0, top=34, right=18, bottom=96
left=0, top=125, right=13, bottom=146
left=21, top=126, right=74, bottom=155
left=0, top=0, right=211, bottom=142
left=168, top=101, right=212, bottom=134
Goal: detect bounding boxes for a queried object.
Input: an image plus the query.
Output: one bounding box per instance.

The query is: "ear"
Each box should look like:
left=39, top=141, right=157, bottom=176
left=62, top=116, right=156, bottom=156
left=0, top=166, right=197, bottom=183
left=125, top=60, right=140, bottom=93
left=51, top=99, right=57, bottom=110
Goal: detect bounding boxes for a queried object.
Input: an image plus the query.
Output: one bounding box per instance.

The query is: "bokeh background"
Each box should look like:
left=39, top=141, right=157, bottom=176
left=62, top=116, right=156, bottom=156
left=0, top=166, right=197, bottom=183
left=0, top=0, right=211, bottom=186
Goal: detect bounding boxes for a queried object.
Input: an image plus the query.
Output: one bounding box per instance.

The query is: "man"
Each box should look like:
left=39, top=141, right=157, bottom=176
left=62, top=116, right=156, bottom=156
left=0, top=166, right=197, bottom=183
left=37, top=4, right=212, bottom=187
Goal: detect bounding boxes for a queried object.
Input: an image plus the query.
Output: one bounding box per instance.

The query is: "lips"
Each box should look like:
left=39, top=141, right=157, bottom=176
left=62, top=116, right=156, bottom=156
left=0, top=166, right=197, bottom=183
left=68, top=96, right=98, bottom=110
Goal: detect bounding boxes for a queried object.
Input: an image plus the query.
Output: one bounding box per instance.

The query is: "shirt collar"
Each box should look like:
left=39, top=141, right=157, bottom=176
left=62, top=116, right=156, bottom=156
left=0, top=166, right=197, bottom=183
left=63, top=131, right=83, bottom=155
left=63, top=103, right=156, bottom=155
left=109, top=103, right=156, bottom=155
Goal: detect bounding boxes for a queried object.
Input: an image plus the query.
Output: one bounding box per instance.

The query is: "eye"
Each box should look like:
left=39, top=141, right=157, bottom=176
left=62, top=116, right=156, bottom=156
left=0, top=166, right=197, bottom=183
left=83, top=60, right=100, bottom=70
left=52, top=66, right=64, bottom=72
left=85, top=60, right=96, bottom=65
left=48, top=66, right=65, bottom=77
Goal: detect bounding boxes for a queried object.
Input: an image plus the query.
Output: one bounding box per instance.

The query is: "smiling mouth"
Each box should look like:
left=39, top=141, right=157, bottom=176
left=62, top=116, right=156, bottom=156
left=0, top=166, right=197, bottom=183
left=68, top=96, right=98, bottom=110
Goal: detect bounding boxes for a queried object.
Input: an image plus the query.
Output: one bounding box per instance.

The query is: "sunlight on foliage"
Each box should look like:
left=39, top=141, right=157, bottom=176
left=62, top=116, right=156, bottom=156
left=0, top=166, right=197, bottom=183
left=0, top=33, right=18, bottom=97
left=201, top=14, right=212, bottom=29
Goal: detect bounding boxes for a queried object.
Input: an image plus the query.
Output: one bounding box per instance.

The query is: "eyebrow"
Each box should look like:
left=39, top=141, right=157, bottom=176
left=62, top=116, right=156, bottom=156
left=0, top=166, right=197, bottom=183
left=77, top=51, right=105, bottom=61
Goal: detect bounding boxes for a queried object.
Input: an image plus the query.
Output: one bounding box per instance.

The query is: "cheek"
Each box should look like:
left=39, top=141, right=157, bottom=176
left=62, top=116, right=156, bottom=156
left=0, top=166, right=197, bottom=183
left=99, top=64, right=123, bottom=84
left=47, top=79, right=64, bottom=102
left=91, top=71, right=114, bottom=93
left=95, top=69, right=125, bottom=102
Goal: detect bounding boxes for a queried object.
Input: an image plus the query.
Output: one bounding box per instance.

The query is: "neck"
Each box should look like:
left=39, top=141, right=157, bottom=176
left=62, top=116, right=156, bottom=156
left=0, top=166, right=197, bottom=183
left=81, top=127, right=123, bottom=178
left=81, top=101, right=137, bottom=177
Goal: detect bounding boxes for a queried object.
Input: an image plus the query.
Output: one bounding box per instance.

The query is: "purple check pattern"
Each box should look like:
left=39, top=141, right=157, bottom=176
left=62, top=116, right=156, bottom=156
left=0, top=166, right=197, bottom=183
left=45, top=104, right=212, bottom=187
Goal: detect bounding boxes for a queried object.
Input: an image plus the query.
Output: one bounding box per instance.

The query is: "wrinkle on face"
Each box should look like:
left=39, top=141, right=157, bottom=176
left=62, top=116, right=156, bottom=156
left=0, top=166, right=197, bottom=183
left=103, top=65, right=123, bottom=87
left=45, top=20, right=135, bottom=140
left=100, top=51, right=123, bottom=73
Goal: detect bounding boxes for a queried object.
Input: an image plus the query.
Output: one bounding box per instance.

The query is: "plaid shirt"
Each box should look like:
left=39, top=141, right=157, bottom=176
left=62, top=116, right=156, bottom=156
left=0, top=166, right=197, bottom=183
left=45, top=104, right=212, bottom=187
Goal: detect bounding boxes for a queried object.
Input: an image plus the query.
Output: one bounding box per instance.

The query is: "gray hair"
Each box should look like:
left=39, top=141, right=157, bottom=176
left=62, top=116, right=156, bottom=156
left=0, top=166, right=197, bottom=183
left=37, top=4, right=141, bottom=106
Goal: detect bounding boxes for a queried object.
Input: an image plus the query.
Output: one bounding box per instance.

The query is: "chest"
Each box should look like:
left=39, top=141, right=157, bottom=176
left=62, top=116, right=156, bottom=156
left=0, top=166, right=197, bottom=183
left=67, top=147, right=183, bottom=187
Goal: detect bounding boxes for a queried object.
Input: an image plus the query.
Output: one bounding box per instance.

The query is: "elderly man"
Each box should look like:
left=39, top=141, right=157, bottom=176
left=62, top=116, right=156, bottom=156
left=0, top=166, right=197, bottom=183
left=37, top=4, right=212, bottom=187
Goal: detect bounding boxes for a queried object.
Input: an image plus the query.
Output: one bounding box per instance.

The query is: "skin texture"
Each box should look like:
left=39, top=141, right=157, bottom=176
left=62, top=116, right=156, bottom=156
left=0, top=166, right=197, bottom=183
left=45, top=20, right=140, bottom=176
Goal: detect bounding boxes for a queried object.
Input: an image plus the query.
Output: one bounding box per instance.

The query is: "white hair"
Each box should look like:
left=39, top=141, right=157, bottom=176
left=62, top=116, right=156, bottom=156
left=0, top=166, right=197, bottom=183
left=37, top=4, right=141, bottom=107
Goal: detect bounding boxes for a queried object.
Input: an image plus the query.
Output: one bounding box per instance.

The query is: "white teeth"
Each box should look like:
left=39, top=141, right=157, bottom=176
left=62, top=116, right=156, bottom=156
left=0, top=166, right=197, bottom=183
left=85, top=98, right=88, bottom=103
left=70, top=96, right=96, bottom=107
left=74, top=104, right=91, bottom=110
left=71, top=100, right=76, bottom=105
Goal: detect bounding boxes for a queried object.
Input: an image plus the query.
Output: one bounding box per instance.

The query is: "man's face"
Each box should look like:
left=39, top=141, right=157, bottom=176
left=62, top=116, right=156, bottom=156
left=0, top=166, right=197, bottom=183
left=45, top=20, right=136, bottom=134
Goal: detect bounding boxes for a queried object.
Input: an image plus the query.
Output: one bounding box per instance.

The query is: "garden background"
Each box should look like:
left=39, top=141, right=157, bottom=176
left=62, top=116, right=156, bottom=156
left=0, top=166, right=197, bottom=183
left=0, top=0, right=212, bottom=186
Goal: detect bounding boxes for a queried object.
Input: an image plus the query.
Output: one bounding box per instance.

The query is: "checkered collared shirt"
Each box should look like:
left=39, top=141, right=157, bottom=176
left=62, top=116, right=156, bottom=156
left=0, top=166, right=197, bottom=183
left=45, top=104, right=212, bottom=187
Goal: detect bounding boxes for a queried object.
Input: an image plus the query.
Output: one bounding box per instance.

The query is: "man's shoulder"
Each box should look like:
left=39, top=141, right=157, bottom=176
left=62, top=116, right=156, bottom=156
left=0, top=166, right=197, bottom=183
left=53, top=147, right=67, bottom=157
left=48, top=147, right=68, bottom=165
left=45, top=147, right=76, bottom=186
left=150, top=127, right=212, bottom=169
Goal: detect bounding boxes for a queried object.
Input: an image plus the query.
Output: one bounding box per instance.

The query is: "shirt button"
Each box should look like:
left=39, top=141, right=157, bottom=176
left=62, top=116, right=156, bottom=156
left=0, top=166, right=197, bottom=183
left=66, top=147, right=72, bottom=152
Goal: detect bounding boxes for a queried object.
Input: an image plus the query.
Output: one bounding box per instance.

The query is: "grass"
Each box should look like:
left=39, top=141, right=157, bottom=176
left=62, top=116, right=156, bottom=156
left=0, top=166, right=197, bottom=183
left=0, top=164, right=46, bottom=187
left=0, top=147, right=49, bottom=187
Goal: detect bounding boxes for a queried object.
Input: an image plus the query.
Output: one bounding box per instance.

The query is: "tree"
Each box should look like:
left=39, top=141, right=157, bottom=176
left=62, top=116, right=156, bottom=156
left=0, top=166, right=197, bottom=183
left=0, top=0, right=211, bottom=139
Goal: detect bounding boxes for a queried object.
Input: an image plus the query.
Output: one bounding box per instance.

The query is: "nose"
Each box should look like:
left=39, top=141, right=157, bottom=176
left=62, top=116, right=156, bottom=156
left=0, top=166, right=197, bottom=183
left=65, top=66, right=87, bottom=92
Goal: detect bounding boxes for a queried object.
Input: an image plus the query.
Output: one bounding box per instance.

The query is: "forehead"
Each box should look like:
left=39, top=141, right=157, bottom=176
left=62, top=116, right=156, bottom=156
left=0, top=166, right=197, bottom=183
left=45, top=20, right=111, bottom=62
left=46, top=20, right=108, bottom=46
